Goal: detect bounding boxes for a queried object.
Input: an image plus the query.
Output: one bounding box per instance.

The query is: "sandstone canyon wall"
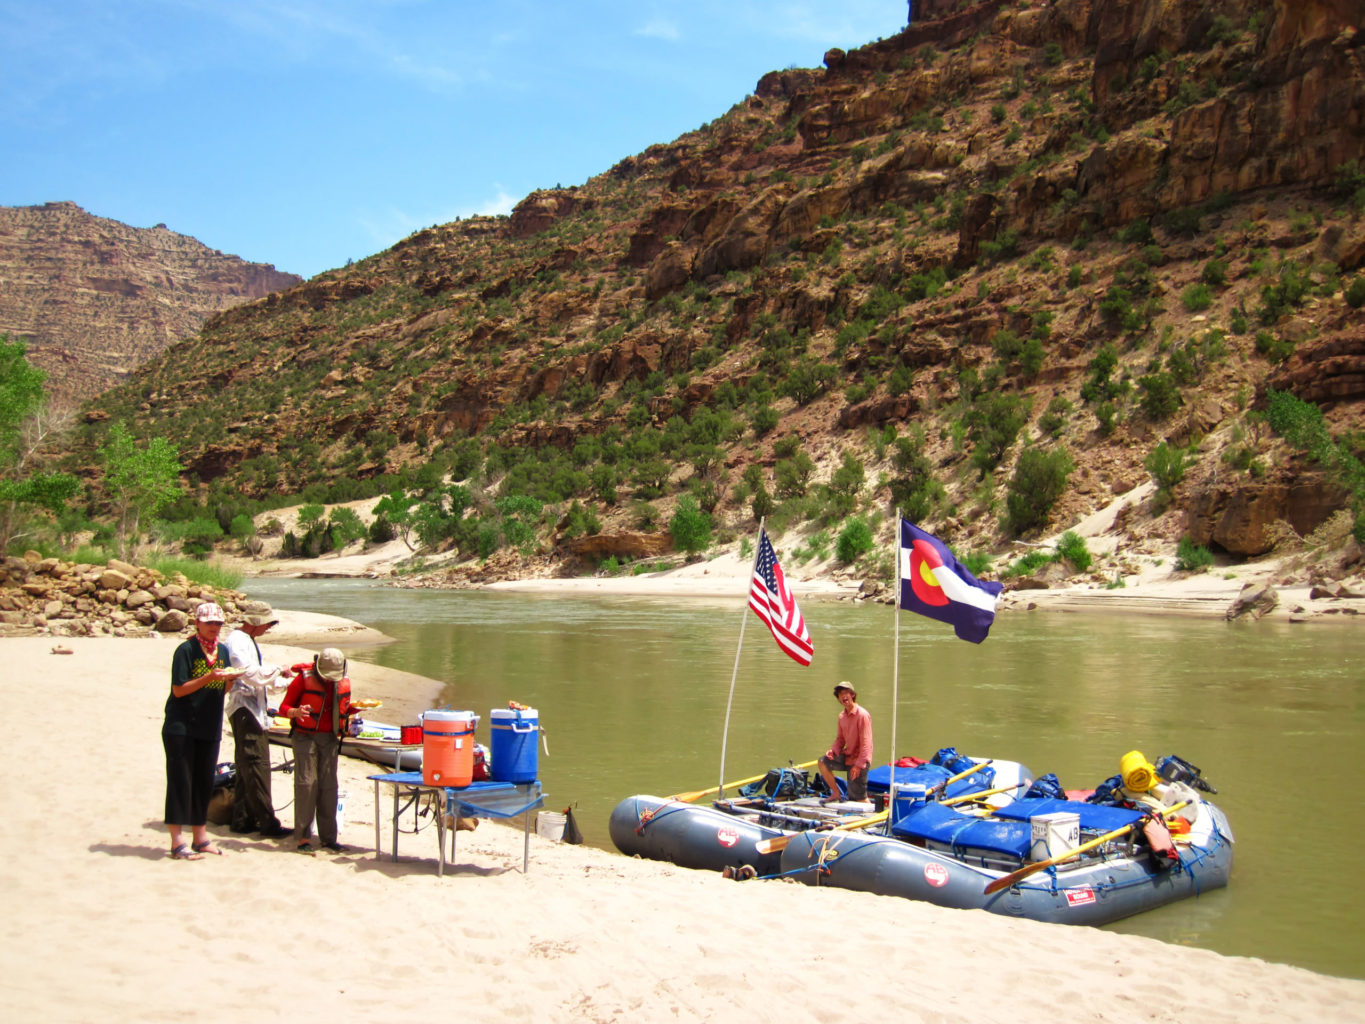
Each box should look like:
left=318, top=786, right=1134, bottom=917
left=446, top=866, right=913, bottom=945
left=0, top=201, right=301, bottom=407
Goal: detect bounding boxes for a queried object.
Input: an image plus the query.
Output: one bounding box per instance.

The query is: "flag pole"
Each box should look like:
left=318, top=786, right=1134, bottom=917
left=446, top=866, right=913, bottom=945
left=718, top=518, right=765, bottom=798
left=890, top=511, right=902, bottom=808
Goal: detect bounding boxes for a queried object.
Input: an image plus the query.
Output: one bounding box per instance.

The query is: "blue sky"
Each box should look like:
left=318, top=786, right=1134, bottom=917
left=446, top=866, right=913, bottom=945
left=2, top=1, right=909, bottom=280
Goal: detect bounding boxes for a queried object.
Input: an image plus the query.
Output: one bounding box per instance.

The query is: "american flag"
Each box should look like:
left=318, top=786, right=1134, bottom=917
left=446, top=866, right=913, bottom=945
left=749, top=530, right=814, bottom=666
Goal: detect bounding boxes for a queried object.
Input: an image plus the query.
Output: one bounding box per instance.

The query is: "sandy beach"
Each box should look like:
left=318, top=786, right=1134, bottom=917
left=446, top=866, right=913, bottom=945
left=5, top=614, right=1365, bottom=1024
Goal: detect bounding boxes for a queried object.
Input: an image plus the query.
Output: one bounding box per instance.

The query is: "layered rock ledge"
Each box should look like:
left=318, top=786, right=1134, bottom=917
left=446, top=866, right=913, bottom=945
left=0, top=551, right=255, bottom=638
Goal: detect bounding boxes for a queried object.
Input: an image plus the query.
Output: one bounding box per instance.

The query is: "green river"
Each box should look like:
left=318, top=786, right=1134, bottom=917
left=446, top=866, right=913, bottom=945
left=243, top=577, right=1365, bottom=981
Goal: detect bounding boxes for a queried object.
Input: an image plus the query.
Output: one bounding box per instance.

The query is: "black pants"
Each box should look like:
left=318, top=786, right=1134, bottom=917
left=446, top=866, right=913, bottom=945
left=163, top=732, right=220, bottom=826
left=230, top=708, right=282, bottom=833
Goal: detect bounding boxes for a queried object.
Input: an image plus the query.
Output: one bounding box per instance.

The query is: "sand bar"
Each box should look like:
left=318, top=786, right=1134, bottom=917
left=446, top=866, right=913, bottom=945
left=5, top=625, right=1365, bottom=1024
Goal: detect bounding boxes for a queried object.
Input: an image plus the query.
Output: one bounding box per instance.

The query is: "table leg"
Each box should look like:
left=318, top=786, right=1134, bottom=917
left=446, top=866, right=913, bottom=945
left=523, top=809, right=530, bottom=873
left=372, top=780, right=380, bottom=861
left=436, top=793, right=446, bottom=878
left=391, top=786, right=401, bottom=862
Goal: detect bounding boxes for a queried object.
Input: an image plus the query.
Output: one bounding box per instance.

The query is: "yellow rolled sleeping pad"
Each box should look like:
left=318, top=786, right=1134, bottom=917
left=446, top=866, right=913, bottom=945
left=1120, top=749, right=1157, bottom=792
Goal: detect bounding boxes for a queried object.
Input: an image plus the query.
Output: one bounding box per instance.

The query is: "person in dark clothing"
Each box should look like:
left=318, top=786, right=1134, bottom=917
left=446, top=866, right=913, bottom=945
left=163, top=602, right=235, bottom=860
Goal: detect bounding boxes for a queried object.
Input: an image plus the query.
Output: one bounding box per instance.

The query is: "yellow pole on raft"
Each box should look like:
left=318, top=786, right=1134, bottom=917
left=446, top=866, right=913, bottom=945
left=982, top=800, right=1191, bottom=896
left=753, top=809, right=891, bottom=855
left=669, top=760, right=820, bottom=804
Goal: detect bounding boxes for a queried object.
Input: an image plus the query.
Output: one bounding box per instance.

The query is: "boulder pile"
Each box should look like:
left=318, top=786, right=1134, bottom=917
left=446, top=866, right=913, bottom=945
left=0, top=551, right=254, bottom=638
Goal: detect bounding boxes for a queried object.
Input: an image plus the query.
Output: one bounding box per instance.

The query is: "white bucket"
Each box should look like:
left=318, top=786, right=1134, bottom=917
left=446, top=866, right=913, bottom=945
left=1030, top=811, right=1080, bottom=862
left=536, top=811, right=567, bottom=841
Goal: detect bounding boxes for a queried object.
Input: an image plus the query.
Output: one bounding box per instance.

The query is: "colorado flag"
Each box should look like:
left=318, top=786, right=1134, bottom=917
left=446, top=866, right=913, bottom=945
left=899, top=518, right=1003, bottom=644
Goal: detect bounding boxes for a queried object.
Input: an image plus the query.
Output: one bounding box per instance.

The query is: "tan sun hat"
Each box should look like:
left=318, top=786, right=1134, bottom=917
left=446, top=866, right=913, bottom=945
left=243, top=604, right=278, bottom=627
left=315, top=647, right=346, bottom=681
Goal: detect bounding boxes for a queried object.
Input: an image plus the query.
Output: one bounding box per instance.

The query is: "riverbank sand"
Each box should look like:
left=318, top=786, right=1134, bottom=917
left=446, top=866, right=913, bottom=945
left=4, top=620, right=1364, bottom=1023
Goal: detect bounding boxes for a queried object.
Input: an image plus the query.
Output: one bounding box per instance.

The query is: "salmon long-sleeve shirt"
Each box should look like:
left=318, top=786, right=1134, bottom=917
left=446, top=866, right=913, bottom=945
left=826, top=704, right=873, bottom=770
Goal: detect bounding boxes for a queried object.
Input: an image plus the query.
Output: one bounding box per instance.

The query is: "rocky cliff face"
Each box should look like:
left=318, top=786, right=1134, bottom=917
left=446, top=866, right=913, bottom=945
left=72, top=0, right=1365, bottom=567
left=0, top=202, right=300, bottom=407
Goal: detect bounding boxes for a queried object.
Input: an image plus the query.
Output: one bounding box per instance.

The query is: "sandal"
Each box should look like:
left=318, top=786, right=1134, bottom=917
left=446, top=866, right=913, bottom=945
left=192, top=840, right=224, bottom=856
left=297, top=841, right=315, bottom=855
left=171, top=844, right=203, bottom=861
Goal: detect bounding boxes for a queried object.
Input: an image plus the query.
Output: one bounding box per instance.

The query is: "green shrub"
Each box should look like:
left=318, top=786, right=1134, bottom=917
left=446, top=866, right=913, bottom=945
left=1099, top=285, right=1135, bottom=327
left=1095, top=401, right=1117, bottom=436
left=1117, top=218, right=1154, bottom=246
left=1004, top=549, right=1054, bottom=577
left=1145, top=440, right=1189, bottom=491
left=1265, top=388, right=1332, bottom=456
left=1004, top=446, right=1074, bottom=535
left=1163, top=207, right=1203, bottom=236
left=967, top=391, right=1031, bottom=477
left=1345, top=276, right=1365, bottom=309
left=228, top=513, right=256, bottom=543
left=1039, top=396, right=1072, bottom=437
left=1175, top=536, right=1214, bottom=572
left=160, top=517, right=223, bottom=558
left=1138, top=371, right=1182, bottom=421
left=1055, top=530, right=1091, bottom=573
left=751, top=484, right=776, bottom=523
left=1181, top=283, right=1213, bottom=311
left=669, top=496, right=712, bottom=555
left=1202, top=259, right=1228, bottom=286
left=835, top=518, right=874, bottom=564
left=368, top=515, right=396, bottom=544
left=328, top=506, right=367, bottom=549
left=1254, top=329, right=1295, bottom=363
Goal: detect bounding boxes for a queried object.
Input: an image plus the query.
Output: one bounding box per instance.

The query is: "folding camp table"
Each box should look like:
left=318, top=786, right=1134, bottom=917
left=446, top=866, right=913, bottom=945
left=367, top=771, right=544, bottom=876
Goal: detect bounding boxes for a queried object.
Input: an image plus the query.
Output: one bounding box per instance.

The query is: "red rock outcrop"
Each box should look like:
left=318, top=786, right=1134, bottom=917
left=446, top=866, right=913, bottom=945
left=1184, top=466, right=1348, bottom=556
left=0, top=202, right=299, bottom=406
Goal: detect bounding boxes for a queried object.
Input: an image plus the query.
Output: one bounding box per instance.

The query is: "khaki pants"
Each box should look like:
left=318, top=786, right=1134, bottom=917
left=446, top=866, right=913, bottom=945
left=291, top=730, right=340, bottom=845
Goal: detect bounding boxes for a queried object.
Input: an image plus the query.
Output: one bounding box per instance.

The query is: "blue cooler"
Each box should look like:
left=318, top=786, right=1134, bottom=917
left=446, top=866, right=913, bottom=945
left=890, top=782, right=929, bottom=825
left=490, top=707, right=539, bottom=783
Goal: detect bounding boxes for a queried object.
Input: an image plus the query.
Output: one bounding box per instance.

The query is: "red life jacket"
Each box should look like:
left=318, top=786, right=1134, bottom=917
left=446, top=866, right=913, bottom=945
left=287, top=667, right=352, bottom=735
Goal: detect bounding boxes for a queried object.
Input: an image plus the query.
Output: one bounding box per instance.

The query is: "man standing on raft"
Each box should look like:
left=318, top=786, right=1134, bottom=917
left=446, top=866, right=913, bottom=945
left=818, top=682, right=873, bottom=804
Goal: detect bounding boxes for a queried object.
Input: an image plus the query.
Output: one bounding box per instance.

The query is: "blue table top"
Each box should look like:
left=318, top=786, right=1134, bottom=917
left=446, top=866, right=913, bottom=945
left=367, top=772, right=544, bottom=820
left=367, top=772, right=534, bottom=792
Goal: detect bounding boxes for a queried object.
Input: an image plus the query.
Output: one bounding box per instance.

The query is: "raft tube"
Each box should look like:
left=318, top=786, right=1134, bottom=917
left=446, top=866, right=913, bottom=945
left=776, top=800, right=1234, bottom=927
left=609, top=795, right=792, bottom=876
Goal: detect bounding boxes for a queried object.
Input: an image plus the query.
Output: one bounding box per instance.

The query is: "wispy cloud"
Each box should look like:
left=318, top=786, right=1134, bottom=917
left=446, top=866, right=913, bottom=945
left=635, top=18, right=680, bottom=41
left=167, top=0, right=469, bottom=93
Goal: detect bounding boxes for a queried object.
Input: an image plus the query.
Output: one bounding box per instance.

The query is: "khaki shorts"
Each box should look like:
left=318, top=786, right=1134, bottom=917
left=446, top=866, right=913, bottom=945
left=820, top=754, right=868, bottom=801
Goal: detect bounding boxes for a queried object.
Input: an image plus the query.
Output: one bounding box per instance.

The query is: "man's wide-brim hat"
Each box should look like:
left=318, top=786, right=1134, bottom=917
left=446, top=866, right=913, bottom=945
left=243, top=602, right=278, bottom=627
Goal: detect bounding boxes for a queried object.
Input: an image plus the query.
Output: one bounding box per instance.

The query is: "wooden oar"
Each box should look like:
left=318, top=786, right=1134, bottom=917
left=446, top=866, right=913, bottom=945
left=668, top=760, right=819, bottom=803
left=753, top=809, right=889, bottom=855
left=982, top=800, right=1190, bottom=896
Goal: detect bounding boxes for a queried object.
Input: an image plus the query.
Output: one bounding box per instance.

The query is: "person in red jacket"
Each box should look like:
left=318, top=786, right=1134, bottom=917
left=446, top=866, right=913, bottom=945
left=277, top=647, right=353, bottom=854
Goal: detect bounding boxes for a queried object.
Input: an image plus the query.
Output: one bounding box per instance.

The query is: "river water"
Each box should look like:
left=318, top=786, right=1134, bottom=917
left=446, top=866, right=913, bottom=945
left=243, top=576, right=1365, bottom=981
